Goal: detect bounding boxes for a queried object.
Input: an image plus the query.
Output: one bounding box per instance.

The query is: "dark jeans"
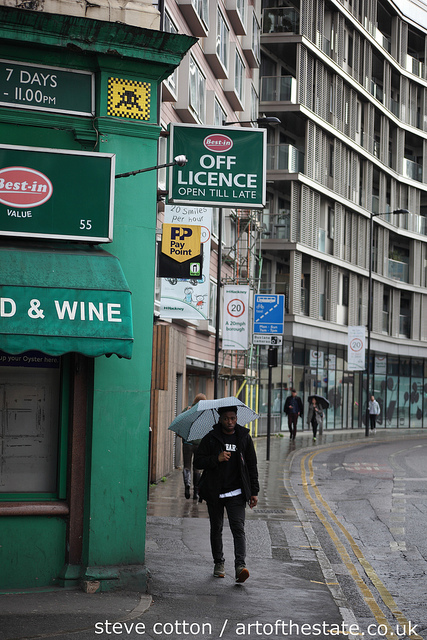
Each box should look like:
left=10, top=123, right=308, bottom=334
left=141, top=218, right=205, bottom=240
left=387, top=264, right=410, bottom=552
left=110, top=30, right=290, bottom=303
left=287, top=412, right=298, bottom=437
left=369, top=415, right=377, bottom=430
left=182, top=442, right=201, bottom=489
left=207, top=494, right=246, bottom=567
left=311, top=417, right=318, bottom=438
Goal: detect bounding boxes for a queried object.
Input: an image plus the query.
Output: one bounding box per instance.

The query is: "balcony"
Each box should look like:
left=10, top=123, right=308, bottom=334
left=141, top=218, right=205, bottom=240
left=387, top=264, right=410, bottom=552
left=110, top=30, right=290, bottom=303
left=387, top=258, right=409, bottom=283
left=272, top=211, right=291, bottom=239
left=389, top=98, right=399, bottom=117
left=267, top=143, right=304, bottom=173
left=301, top=287, right=309, bottom=315
left=399, top=314, right=411, bottom=338
left=318, top=228, right=326, bottom=252
left=260, top=76, right=297, bottom=103
left=382, top=310, right=389, bottom=334
left=374, top=27, right=391, bottom=53
left=262, top=7, right=300, bottom=34
left=403, top=157, right=423, bottom=182
left=369, top=79, right=383, bottom=102
left=406, top=54, right=425, bottom=79
left=384, top=211, right=426, bottom=236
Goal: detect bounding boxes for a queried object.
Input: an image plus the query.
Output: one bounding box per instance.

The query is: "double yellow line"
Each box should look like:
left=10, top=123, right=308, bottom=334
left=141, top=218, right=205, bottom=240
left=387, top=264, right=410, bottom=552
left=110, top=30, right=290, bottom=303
left=300, top=447, right=422, bottom=640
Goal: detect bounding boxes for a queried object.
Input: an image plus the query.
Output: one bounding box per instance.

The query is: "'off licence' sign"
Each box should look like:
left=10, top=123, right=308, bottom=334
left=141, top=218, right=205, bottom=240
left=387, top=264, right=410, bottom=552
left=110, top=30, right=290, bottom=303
left=168, top=124, right=266, bottom=209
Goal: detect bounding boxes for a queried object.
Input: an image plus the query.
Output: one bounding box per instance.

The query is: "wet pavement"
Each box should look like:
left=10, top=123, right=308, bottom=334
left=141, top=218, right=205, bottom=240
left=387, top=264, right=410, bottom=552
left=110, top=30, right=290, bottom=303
left=2, top=427, right=408, bottom=640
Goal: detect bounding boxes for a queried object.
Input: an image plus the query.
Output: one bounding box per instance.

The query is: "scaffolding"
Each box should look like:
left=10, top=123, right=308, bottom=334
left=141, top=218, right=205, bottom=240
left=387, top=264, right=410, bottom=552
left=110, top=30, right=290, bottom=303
left=220, top=208, right=263, bottom=432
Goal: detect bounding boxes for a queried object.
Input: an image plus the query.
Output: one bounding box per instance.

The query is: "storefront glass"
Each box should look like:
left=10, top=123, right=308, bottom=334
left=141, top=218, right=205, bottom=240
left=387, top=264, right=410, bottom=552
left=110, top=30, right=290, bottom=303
left=0, top=351, right=62, bottom=498
left=399, top=359, right=411, bottom=427
left=262, top=341, right=427, bottom=432
left=410, top=360, right=423, bottom=427
left=386, top=357, right=399, bottom=428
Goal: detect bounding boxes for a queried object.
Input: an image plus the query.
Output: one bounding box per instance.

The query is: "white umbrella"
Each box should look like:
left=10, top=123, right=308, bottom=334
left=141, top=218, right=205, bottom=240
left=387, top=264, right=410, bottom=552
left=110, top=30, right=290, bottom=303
left=168, top=396, right=259, bottom=442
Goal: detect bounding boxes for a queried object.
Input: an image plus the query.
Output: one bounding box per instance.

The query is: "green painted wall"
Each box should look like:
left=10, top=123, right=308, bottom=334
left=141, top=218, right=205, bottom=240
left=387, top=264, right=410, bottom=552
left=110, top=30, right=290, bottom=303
left=84, top=127, right=159, bottom=568
left=0, top=7, right=195, bottom=590
left=0, top=518, right=66, bottom=590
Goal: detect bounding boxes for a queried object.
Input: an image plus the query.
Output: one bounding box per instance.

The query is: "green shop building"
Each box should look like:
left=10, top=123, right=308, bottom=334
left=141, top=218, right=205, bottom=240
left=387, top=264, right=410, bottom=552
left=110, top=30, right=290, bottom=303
left=0, top=5, right=195, bottom=590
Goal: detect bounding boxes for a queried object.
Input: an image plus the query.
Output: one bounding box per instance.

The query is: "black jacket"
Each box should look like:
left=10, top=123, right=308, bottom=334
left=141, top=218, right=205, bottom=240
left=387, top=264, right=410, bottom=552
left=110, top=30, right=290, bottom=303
left=284, top=394, right=303, bottom=415
left=194, top=424, right=259, bottom=504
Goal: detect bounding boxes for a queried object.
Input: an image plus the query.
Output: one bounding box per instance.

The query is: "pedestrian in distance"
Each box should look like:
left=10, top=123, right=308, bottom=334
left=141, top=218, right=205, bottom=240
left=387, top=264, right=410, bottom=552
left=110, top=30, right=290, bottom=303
left=368, top=395, right=380, bottom=433
left=194, top=405, right=259, bottom=583
left=284, top=388, right=303, bottom=439
left=307, top=397, right=323, bottom=441
left=181, top=393, right=206, bottom=500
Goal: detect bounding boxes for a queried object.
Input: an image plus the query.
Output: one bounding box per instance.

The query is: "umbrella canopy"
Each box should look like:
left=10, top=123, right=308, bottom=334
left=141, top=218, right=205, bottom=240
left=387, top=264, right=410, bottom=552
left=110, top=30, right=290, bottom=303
left=308, top=394, right=330, bottom=410
left=168, top=396, right=260, bottom=442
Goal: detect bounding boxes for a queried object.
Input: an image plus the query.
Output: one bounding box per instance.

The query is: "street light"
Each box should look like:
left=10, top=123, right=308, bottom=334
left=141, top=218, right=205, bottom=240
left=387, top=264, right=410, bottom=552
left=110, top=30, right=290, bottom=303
left=115, top=155, right=187, bottom=179
left=213, top=118, right=277, bottom=398
left=222, top=116, right=281, bottom=126
left=365, top=207, right=409, bottom=436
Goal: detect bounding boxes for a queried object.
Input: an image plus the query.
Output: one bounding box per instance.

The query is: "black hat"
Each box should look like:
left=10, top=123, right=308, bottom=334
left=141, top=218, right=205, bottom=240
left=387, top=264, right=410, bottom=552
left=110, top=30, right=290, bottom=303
left=217, top=405, right=238, bottom=416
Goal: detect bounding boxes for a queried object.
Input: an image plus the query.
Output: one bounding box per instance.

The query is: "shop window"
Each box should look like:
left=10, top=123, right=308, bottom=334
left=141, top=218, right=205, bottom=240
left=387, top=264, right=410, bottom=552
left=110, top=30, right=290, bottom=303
left=0, top=352, right=67, bottom=500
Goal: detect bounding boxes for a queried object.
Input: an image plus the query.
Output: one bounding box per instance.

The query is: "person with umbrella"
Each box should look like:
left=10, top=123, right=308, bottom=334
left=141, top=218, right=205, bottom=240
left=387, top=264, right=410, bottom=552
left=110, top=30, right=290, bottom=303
left=180, top=393, right=206, bottom=500
left=193, top=404, right=259, bottom=583
left=307, top=396, right=324, bottom=440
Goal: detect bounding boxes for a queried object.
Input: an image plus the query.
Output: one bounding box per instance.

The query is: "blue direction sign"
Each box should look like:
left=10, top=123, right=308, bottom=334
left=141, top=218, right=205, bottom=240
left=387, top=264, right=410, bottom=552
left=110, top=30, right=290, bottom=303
left=253, top=294, right=285, bottom=334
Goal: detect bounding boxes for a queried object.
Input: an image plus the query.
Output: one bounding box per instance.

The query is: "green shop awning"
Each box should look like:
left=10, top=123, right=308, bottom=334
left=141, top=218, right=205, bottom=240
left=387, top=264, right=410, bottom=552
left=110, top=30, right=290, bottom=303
left=0, top=243, right=133, bottom=359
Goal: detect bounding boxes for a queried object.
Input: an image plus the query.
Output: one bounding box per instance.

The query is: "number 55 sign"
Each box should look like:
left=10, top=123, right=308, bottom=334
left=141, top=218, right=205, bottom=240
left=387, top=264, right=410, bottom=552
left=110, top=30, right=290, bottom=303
left=222, top=285, right=250, bottom=351
left=0, top=144, right=114, bottom=242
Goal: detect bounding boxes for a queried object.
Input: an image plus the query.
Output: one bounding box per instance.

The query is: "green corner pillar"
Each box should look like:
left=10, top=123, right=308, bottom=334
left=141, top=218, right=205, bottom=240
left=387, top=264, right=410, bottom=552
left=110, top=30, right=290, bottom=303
left=79, top=51, right=196, bottom=590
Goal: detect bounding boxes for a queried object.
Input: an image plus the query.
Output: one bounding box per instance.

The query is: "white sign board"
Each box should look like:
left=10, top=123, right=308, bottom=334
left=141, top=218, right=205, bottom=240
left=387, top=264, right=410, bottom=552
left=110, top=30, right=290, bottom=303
left=253, top=335, right=283, bottom=345
left=348, top=326, right=366, bottom=371
left=222, top=285, right=250, bottom=350
left=310, top=349, right=324, bottom=368
left=160, top=206, right=211, bottom=320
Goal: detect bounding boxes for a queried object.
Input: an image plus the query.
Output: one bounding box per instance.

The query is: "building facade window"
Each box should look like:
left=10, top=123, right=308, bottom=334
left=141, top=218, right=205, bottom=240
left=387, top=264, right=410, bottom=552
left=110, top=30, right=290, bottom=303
left=234, top=50, right=245, bottom=103
left=236, top=0, right=246, bottom=25
left=214, top=98, right=227, bottom=126
left=164, top=12, right=178, bottom=97
left=251, top=83, right=259, bottom=122
left=252, top=12, right=260, bottom=63
left=189, top=55, right=206, bottom=122
left=217, top=9, right=229, bottom=71
left=192, top=0, right=209, bottom=30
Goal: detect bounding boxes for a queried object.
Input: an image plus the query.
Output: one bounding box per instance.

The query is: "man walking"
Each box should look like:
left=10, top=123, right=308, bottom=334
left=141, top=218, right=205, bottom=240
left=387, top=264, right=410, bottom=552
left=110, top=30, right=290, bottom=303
left=368, top=395, right=380, bottom=432
left=194, top=405, right=259, bottom=583
left=284, top=388, right=303, bottom=439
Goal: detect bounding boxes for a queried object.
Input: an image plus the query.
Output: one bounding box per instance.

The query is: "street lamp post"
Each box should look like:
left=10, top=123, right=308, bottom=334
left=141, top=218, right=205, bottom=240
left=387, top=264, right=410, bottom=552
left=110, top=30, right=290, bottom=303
left=365, top=208, right=409, bottom=436
left=222, top=116, right=281, bottom=126
left=213, top=118, right=277, bottom=398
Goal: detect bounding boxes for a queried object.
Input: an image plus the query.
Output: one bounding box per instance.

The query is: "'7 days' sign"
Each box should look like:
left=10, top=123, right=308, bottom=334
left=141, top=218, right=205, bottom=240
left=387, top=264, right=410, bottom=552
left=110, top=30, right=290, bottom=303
left=168, top=124, right=266, bottom=209
left=0, top=59, right=94, bottom=116
left=0, top=144, right=114, bottom=242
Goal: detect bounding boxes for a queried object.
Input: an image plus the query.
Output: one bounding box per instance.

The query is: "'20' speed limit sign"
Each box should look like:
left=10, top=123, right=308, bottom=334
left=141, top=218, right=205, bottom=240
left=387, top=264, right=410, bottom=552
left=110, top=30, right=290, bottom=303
left=227, top=298, right=245, bottom=318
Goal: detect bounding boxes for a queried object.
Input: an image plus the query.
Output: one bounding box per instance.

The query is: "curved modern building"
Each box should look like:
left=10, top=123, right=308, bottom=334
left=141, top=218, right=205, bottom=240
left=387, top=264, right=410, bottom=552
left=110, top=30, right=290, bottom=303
left=259, top=0, right=427, bottom=429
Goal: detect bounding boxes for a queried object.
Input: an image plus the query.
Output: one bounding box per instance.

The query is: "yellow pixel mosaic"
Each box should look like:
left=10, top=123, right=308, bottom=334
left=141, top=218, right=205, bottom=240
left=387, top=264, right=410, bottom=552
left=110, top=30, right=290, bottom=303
left=107, top=77, right=151, bottom=120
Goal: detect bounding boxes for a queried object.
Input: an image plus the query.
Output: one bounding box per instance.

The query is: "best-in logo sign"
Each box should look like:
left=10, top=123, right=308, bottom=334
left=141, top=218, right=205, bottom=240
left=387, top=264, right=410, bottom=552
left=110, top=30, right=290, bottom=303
left=203, top=134, right=233, bottom=153
left=0, top=166, right=53, bottom=207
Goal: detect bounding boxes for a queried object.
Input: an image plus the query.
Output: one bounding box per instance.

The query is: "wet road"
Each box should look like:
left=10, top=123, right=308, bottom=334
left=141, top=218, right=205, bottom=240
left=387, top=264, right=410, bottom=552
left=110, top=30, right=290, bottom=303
left=291, top=433, right=427, bottom=640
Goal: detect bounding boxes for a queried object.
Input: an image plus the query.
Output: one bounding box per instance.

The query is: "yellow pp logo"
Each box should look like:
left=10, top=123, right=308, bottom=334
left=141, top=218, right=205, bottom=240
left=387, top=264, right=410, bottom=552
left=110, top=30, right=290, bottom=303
left=161, top=224, right=201, bottom=263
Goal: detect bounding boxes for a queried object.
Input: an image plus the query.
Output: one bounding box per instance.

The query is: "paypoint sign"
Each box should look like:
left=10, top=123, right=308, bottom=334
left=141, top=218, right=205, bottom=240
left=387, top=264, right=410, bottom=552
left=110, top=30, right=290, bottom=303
left=168, top=124, right=266, bottom=209
left=158, top=223, right=203, bottom=279
left=161, top=224, right=201, bottom=261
